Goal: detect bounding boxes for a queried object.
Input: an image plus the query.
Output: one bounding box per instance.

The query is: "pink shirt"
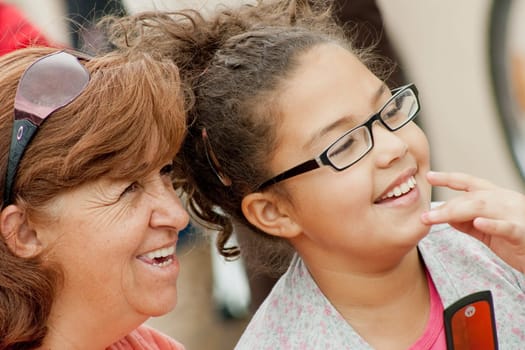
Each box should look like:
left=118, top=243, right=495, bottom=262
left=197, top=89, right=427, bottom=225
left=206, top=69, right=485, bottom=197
left=107, top=325, right=185, bottom=350
left=408, top=272, right=446, bottom=349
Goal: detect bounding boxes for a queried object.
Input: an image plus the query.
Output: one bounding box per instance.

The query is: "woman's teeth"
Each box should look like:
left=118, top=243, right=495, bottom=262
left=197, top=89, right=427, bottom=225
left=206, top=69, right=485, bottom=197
left=382, top=176, right=416, bottom=200
left=142, top=246, right=175, bottom=267
left=152, top=259, right=172, bottom=267
left=145, top=246, right=175, bottom=260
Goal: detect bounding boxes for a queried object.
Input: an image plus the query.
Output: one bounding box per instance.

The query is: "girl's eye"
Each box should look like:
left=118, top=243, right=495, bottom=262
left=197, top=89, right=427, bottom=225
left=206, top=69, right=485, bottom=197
left=328, top=137, right=355, bottom=158
left=160, top=163, right=174, bottom=176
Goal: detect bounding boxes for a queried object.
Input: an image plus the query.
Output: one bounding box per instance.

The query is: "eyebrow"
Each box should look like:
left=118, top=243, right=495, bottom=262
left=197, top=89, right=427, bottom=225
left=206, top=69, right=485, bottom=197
left=304, top=83, right=388, bottom=150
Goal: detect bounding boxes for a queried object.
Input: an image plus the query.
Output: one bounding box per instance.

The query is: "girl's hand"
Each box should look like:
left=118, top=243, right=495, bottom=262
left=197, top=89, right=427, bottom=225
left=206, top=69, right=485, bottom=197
left=421, top=171, right=525, bottom=273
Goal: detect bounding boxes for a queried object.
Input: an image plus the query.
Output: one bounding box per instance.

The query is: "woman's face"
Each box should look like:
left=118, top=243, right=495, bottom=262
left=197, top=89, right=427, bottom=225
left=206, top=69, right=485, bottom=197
left=34, top=160, right=189, bottom=322
left=270, top=44, right=432, bottom=271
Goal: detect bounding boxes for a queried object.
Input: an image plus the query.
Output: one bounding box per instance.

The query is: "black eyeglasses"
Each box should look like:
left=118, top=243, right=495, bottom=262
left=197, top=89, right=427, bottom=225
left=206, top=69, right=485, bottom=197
left=256, top=83, right=420, bottom=190
left=2, top=51, right=90, bottom=207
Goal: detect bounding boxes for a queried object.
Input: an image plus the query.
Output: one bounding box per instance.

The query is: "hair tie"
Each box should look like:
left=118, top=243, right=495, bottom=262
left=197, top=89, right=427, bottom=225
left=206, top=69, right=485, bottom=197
left=202, top=128, right=232, bottom=187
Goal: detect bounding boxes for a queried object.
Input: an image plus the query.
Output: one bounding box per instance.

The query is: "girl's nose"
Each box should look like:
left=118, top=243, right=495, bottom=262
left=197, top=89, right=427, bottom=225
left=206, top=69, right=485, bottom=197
left=371, top=122, right=409, bottom=168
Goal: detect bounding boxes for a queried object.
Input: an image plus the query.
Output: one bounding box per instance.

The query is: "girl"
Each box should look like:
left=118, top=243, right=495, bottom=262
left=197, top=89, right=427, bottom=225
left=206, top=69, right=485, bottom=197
left=109, top=1, right=525, bottom=348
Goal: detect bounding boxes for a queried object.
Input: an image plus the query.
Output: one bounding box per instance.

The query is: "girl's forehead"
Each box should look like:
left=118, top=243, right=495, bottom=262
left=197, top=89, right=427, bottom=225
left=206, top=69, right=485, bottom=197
left=281, top=44, right=374, bottom=105
left=293, top=43, right=360, bottom=73
left=272, top=45, right=381, bottom=157
left=280, top=45, right=378, bottom=119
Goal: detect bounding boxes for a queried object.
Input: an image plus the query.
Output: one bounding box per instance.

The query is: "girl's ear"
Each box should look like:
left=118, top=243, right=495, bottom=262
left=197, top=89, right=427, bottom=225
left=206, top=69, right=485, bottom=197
left=0, top=205, right=43, bottom=258
left=241, top=191, right=302, bottom=238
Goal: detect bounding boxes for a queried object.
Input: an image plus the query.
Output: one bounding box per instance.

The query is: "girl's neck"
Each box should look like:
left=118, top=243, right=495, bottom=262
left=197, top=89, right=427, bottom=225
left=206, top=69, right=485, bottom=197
left=306, top=247, right=426, bottom=306
left=304, top=248, right=431, bottom=349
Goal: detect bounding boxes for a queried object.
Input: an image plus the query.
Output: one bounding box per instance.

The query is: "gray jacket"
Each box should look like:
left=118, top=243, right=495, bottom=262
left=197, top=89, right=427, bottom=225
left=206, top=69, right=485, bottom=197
left=235, top=221, right=525, bottom=349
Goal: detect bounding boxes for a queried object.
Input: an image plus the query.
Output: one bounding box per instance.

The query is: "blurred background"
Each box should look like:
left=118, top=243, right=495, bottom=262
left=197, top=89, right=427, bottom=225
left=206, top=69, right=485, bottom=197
left=3, top=0, right=525, bottom=349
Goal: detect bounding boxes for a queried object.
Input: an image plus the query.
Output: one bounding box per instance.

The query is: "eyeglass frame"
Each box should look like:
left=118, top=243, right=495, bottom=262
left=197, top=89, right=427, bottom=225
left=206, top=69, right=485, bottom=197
left=256, top=83, right=420, bottom=191
left=2, top=50, right=91, bottom=208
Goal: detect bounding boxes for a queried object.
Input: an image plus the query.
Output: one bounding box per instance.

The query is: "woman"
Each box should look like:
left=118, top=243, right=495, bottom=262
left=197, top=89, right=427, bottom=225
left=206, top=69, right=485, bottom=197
left=0, top=47, right=188, bottom=349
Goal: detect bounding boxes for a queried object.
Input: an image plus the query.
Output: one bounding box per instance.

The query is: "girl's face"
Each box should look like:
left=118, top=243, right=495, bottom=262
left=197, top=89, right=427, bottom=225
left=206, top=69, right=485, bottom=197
left=270, top=44, right=431, bottom=271
left=34, top=160, right=189, bottom=326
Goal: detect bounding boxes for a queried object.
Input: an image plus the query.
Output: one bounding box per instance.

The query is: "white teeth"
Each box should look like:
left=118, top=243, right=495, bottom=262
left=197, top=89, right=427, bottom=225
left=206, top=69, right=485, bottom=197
left=153, top=259, right=173, bottom=267
left=144, top=245, right=175, bottom=260
left=384, top=176, right=416, bottom=199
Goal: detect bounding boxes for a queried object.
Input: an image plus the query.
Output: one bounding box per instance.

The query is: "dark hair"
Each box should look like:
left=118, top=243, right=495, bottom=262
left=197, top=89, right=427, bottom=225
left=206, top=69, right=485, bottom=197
left=0, top=47, right=184, bottom=348
left=106, top=0, right=389, bottom=274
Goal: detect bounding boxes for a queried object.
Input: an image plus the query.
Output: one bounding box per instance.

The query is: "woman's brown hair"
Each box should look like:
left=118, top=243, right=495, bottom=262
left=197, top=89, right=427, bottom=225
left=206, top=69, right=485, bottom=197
left=105, top=0, right=389, bottom=275
left=0, top=46, right=184, bottom=348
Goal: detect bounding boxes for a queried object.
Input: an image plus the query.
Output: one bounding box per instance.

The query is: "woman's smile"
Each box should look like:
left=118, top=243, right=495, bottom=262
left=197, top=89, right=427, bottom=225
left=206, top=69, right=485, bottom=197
left=136, top=242, right=180, bottom=278
left=138, top=244, right=177, bottom=267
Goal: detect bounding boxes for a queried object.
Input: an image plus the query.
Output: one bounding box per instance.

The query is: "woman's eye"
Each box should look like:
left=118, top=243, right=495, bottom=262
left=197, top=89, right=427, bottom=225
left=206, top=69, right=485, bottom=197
left=160, top=163, right=174, bottom=177
left=122, top=182, right=140, bottom=196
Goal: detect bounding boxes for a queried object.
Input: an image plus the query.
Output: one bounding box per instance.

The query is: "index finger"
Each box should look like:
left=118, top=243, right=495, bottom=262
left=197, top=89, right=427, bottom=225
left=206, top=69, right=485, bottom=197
left=426, top=171, right=498, bottom=192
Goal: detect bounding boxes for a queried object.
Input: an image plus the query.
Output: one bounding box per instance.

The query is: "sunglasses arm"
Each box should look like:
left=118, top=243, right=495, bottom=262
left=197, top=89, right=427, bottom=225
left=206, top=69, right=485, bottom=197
left=3, top=119, right=38, bottom=207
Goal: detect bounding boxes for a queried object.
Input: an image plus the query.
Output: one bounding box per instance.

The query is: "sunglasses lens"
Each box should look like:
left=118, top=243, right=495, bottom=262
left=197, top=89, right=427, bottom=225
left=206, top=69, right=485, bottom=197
left=15, top=51, right=89, bottom=123
left=445, top=291, right=498, bottom=350
left=450, top=300, right=497, bottom=349
left=3, top=51, right=90, bottom=208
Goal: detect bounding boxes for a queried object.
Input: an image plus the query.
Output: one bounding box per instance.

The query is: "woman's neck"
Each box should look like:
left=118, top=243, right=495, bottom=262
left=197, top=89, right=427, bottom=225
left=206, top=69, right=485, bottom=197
left=39, top=295, right=145, bottom=350
left=304, top=247, right=431, bottom=350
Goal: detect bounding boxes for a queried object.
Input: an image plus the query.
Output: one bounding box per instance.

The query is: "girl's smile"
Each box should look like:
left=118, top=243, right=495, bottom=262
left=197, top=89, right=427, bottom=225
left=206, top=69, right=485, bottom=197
left=378, top=175, right=417, bottom=202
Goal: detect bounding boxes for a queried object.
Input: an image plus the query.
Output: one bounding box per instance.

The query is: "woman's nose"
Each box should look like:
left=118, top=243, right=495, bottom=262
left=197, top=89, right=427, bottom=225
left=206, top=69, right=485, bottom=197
left=150, top=183, right=190, bottom=232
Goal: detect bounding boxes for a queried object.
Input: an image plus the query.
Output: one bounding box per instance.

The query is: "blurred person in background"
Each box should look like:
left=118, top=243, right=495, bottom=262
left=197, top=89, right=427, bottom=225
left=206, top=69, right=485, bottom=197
left=0, top=1, right=50, bottom=55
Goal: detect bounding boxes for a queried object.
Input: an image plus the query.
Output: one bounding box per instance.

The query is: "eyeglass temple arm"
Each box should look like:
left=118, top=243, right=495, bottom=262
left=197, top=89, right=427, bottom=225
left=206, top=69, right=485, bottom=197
left=256, top=158, right=321, bottom=191
left=3, top=119, right=38, bottom=207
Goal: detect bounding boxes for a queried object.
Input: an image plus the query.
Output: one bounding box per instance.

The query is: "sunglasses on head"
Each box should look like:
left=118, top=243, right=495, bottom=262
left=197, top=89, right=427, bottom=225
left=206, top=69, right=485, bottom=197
left=2, top=50, right=91, bottom=208
left=444, top=290, right=499, bottom=350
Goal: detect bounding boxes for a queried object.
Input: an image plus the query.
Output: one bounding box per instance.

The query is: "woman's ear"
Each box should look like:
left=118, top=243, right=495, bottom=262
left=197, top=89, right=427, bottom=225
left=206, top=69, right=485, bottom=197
left=0, top=205, right=42, bottom=258
left=241, top=191, right=302, bottom=238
